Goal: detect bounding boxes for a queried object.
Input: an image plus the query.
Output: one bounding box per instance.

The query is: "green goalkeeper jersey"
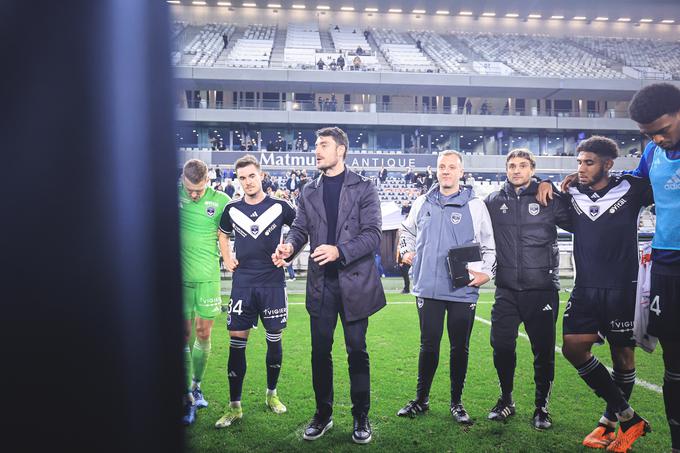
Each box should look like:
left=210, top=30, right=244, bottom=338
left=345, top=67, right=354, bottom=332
left=179, top=184, right=230, bottom=282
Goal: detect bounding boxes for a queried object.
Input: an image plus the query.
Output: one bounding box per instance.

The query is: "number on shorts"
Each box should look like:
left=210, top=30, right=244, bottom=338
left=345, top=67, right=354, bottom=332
left=229, top=298, right=243, bottom=315
left=650, top=295, right=661, bottom=316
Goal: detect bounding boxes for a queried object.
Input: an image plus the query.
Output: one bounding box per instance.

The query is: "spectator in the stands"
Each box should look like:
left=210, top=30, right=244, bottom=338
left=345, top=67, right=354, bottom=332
left=465, top=99, right=472, bottom=114
left=285, top=171, right=299, bottom=192
left=424, top=166, right=434, bottom=189
left=356, top=46, right=363, bottom=55
left=400, top=199, right=412, bottom=216
left=302, top=138, right=309, bottom=152
left=404, top=166, right=414, bottom=184
left=224, top=179, right=235, bottom=198
left=299, top=170, right=309, bottom=189
left=416, top=40, right=422, bottom=50
left=317, top=58, right=324, bottom=70
left=337, top=55, right=345, bottom=71
left=334, top=25, right=340, bottom=31
left=379, top=166, right=388, bottom=185
left=353, top=56, right=362, bottom=70
left=364, top=30, right=370, bottom=40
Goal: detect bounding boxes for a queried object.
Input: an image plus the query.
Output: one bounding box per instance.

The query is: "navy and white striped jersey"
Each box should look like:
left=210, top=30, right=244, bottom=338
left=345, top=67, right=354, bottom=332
left=219, top=196, right=296, bottom=287
left=567, top=175, right=653, bottom=289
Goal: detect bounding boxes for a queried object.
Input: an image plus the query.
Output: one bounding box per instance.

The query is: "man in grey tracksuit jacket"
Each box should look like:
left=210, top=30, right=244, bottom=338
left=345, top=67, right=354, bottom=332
left=396, top=150, right=495, bottom=423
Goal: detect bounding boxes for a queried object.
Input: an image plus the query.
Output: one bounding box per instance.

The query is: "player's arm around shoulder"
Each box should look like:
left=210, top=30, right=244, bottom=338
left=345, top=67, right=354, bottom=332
left=399, top=194, right=426, bottom=265
left=621, top=173, right=655, bottom=207
left=468, top=197, right=496, bottom=280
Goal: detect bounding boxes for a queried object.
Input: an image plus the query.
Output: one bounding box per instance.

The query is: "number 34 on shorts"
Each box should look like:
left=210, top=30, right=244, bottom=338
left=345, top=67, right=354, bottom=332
left=225, top=287, right=288, bottom=332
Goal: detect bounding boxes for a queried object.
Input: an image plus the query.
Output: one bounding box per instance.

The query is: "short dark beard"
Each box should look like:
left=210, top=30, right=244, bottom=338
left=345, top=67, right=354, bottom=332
left=588, top=167, right=609, bottom=189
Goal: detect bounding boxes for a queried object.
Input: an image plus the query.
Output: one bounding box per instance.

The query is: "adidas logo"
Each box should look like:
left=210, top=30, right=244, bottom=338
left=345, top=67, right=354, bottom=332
left=542, top=304, right=552, bottom=311
left=228, top=371, right=238, bottom=377
left=590, top=192, right=600, bottom=200
left=250, top=211, right=258, bottom=218
left=664, top=168, right=680, bottom=190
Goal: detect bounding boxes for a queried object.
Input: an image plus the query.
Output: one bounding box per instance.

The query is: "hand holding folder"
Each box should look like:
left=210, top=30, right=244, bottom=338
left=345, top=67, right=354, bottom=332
left=446, top=243, right=482, bottom=288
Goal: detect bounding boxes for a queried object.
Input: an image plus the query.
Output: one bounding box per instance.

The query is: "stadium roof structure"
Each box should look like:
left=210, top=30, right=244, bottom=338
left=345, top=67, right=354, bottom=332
left=167, top=0, right=680, bottom=24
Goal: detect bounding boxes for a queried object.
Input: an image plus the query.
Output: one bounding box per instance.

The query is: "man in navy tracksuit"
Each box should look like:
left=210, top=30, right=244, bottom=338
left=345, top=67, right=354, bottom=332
left=484, top=149, right=570, bottom=430
left=397, top=150, right=496, bottom=424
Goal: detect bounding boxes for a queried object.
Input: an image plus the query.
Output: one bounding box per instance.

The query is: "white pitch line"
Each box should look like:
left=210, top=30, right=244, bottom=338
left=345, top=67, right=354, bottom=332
left=473, top=316, right=662, bottom=394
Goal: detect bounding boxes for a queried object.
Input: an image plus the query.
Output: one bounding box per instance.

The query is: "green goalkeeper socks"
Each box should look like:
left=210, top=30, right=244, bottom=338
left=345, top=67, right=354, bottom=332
left=192, top=337, right=212, bottom=384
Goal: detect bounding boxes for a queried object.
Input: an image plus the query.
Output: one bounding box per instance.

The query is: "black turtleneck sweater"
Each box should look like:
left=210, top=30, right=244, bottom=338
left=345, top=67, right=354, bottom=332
left=322, top=169, right=345, bottom=277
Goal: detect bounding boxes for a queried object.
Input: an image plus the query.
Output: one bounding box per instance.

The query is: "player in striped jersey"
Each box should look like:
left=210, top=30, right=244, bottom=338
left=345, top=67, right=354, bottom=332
left=214, top=155, right=296, bottom=429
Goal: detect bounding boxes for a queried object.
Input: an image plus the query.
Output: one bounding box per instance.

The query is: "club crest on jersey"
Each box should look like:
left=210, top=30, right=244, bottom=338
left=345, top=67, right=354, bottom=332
left=416, top=298, right=424, bottom=309
left=206, top=206, right=216, bottom=217
left=589, top=205, right=599, bottom=217
left=251, top=224, right=260, bottom=235
left=451, top=212, right=462, bottom=224
left=528, top=203, right=540, bottom=216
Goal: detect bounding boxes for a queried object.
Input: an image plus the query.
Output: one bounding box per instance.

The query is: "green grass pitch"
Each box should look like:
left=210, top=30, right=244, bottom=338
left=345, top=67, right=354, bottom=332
left=187, top=279, right=668, bottom=452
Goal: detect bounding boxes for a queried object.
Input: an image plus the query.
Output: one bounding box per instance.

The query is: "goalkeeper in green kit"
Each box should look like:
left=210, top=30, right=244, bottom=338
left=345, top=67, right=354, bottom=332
left=178, top=159, right=231, bottom=425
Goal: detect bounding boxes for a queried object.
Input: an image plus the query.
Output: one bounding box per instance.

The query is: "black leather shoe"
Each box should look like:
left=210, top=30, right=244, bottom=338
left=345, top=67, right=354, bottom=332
left=352, top=415, right=372, bottom=444
left=302, top=415, right=333, bottom=441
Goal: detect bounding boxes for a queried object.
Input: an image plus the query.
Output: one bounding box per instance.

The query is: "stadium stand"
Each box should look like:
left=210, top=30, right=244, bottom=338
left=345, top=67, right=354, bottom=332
left=409, top=31, right=469, bottom=74
left=329, top=28, right=382, bottom=71
left=371, top=28, right=438, bottom=72
left=283, top=23, right=321, bottom=69
left=454, top=32, right=626, bottom=79
left=572, top=36, right=680, bottom=80
left=377, top=177, right=421, bottom=204
left=226, top=24, right=276, bottom=68
left=171, top=21, right=680, bottom=83
left=181, top=23, right=236, bottom=67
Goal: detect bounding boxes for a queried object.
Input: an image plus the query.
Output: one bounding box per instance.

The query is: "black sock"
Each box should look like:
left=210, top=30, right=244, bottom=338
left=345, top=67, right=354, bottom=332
left=576, top=356, right=629, bottom=414
left=228, top=337, right=247, bottom=402
left=265, top=331, right=283, bottom=391
left=604, top=368, right=636, bottom=422
left=493, top=348, right=516, bottom=402
left=664, top=369, right=680, bottom=449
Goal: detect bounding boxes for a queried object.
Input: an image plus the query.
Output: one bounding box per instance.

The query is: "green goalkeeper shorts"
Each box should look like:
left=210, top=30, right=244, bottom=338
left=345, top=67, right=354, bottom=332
left=183, top=281, right=222, bottom=320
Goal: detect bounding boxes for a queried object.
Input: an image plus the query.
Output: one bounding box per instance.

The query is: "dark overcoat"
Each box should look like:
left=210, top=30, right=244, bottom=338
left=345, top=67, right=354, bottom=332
left=286, top=169, right=386, bottom=321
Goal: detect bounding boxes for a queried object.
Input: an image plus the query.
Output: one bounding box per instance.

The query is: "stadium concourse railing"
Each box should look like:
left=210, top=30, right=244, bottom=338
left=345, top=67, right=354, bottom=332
left=181, top=100, right=630, bottom=119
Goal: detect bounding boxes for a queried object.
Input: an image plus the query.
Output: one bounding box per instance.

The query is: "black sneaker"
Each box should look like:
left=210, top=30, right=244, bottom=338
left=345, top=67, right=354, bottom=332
left=400, top=288, right=410, bottom=294
left=302, top=414, right=333, bottom=441
left=451, top=403, right=473, bottom=425
left=352, top=415, right=372, bottom=444
left=488, top=398, right=516, bottom=421
left=397, top=399, right=429, bottom=418
left=532, top=407, right=552, bottom=430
